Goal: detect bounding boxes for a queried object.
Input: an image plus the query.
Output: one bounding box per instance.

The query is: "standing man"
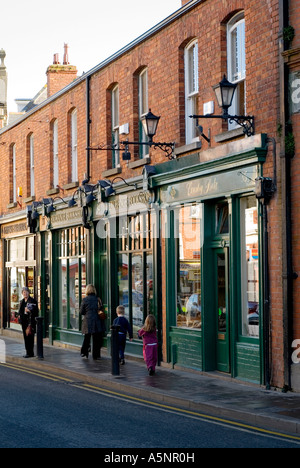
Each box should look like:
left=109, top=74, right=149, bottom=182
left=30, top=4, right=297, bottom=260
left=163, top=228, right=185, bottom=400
left=18, top=287, right=38, bottom=358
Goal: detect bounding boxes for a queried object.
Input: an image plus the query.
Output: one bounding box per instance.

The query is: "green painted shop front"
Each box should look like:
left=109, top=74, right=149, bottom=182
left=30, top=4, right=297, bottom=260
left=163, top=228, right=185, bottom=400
left=156, top=135, right=267, bottom=384
left=43, top=134, right=267, bottom=385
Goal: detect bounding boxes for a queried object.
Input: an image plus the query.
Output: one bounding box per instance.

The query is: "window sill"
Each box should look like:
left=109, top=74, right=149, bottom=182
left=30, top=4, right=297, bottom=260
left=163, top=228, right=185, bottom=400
left=102, top=167, right=122, bottom=178
left=174, top=141, right=202, bottom=157
left=62, top=181, right=79, bottom=191
left=128, top=157, right=150, bottom=169
left=214, top=127, right=245, bottom=143
left=7, top=202, right=17, bottom=209
left=46, top=188, right=60, bottom=196
left=24, top=196, right=36, bottom=204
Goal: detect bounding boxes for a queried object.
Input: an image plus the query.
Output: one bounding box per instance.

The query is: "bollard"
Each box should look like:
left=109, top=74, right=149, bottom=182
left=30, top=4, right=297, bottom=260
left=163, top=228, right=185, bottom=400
left=36, top=316, right=44, bottom=360
left=110, top=325, right=120, bottom=376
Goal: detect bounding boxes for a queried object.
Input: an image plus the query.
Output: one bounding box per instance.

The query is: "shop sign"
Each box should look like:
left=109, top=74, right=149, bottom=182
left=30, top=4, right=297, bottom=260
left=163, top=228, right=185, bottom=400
left=50, top=207, right=83, bottom=229
left=1, top=221, right=29, bottom=239
left=160, top=166, right=258, bottom=203
left=94, top=190, right=154, bottom=219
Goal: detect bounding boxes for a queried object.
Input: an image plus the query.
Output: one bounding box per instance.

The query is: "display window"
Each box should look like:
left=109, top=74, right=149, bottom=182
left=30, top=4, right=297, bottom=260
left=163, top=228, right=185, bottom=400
left=57, top=227, right=86, bottom=331
left=175, top=204, right=203, bottom=330
left=5, top=236, right=36, bottom=330
left=117, top=212, right=153, bottom=337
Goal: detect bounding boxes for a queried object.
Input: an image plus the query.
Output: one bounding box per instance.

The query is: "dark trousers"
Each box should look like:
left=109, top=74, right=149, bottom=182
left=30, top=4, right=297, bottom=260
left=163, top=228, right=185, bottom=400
left=22, top=328, right=35, bottom=357
left=81, top=333, right=103, bottom=359
left=118, top=333, right=127, bottom=360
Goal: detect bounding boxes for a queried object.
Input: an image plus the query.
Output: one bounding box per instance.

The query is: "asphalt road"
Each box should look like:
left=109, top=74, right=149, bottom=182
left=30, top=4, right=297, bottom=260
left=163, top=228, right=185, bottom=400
left=0, top=363, right=299, bottom=450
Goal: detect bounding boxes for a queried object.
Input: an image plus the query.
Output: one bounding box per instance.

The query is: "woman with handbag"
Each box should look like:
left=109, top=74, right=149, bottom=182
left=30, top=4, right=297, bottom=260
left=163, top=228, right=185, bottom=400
left=80, top=284, right=106, bottom=360
left=18, top=287, right=39, bottom=358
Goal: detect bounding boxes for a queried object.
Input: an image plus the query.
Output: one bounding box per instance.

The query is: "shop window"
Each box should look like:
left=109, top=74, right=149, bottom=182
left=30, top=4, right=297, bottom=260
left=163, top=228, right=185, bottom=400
left=6, top=237, right=36, bottom=330
left=240, top=196, right=259, bottom=337
left=175, top=204, right=203, bottom=330
left=57, top=227, right=86, bottom=331
left=117, top=213, right=153, bottom=336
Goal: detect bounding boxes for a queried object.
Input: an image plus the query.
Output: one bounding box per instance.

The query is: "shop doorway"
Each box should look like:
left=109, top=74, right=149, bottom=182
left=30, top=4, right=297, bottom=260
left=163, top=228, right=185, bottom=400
left=214, top=248, right=230, bottom=373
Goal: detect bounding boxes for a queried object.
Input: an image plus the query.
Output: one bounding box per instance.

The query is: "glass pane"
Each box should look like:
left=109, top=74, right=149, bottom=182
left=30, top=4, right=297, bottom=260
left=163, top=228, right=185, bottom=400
left=118, top=253, right=129, bottom=319
left=146, top=253, right=154, bottom=316
left=176, top=204, right=202, bottom=330
left=9, top=239, right=25, bottom=262
left=217, top=253, right=226, bottom=333
left=215, top=203, right=229, bottom=235
left=132, top=254, right=144, bottom=335
left=9, top=267, right=25, bottom=328
left=241, top=197, right=259, bottom=337
left=59, top=259, right=67, bottom=329
left=69, top=259, right=79, bottom=331
left=27, top=237, right=34, bottom=261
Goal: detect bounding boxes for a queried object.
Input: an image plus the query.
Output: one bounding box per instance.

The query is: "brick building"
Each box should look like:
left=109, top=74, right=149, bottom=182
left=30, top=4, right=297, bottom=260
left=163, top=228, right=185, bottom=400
left=0, top=0, right=298, bottom=391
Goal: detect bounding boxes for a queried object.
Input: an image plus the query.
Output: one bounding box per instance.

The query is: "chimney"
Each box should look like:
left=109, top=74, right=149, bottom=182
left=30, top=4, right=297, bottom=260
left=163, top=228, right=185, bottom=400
left=46, top=44, right=78, bottom=98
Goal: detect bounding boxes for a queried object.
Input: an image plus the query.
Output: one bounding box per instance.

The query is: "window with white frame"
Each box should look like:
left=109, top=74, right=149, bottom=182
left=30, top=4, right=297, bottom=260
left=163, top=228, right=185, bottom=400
left=12, top=144, right=16, bottom=204
left=71, top=109, right=78, bottom=182
left=112, top=85, right=120, bottom=168
left=185, top=40, right=199, bottom=144
left=139, top=69, right=149, bottom=158
left=30, top=134, right=35, bottom=197
left=227, top=12, right=246, bottom=130
left=53, top=119, right=59, bottom=188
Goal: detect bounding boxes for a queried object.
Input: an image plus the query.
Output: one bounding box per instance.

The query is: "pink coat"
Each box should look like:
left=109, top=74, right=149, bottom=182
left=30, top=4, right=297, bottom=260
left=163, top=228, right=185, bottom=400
left=138, top=329, right=158, bottom=370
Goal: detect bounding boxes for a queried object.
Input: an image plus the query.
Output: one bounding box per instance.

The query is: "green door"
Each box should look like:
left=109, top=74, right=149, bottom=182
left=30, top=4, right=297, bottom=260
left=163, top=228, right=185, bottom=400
left=215, top=248, right=230, bottom=373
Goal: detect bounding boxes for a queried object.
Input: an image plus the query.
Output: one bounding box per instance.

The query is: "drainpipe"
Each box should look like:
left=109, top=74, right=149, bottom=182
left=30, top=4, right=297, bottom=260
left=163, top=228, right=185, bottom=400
left=86, top=75, right=91, bottom=183
left=279, top=0, right=294, bottom=392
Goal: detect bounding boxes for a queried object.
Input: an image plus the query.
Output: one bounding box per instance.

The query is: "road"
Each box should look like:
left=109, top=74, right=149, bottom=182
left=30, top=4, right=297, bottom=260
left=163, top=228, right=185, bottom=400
left=0, top=363, right=299, bottom=450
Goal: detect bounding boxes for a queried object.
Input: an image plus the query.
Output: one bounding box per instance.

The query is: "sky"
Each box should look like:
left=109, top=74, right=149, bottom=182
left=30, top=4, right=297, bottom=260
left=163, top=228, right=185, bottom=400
left=1, top=0, right=181, bottom=113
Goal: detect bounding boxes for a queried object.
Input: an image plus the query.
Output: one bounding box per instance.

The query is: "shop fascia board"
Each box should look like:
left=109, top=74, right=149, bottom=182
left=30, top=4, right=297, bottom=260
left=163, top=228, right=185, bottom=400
left=150, top=134, right=267, bottom=188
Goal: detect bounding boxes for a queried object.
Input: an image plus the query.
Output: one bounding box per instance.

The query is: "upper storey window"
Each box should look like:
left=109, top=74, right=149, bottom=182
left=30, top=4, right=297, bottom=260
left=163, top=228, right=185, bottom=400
left=185, top=40, right=199, bottom=144
left=227, top=12, right=246, bottom=128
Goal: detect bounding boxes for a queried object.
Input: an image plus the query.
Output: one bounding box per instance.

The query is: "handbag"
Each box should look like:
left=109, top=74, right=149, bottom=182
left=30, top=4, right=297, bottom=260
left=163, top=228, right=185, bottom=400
left=26, top=325, right=33, bottom=336
left=98, top=298, right=106, bottom=320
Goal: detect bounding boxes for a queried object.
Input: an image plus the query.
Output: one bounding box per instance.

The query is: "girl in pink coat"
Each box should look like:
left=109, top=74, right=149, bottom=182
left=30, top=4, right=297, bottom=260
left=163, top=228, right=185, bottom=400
left=138, top=315, right=158, bottom=376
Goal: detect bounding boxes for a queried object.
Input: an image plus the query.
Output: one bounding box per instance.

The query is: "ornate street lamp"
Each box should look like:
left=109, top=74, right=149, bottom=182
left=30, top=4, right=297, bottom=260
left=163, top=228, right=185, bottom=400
left=190, top=75, right=255, bottom=139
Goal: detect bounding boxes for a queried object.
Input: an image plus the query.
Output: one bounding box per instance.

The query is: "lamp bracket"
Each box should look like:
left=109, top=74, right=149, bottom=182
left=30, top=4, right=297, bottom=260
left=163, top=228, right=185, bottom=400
left=191, top=114, right=255, bottom=137
left=87, top=139, right=176, bottom=160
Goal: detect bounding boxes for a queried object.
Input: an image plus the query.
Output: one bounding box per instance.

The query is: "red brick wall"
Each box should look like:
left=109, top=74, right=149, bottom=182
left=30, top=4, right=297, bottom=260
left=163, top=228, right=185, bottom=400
left=0, top=0, right=284, bottom=385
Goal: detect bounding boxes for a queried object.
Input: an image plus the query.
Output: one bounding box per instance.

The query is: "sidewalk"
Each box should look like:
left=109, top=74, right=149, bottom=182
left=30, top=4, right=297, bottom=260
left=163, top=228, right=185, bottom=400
left=2, top=335, right=300, bottom=436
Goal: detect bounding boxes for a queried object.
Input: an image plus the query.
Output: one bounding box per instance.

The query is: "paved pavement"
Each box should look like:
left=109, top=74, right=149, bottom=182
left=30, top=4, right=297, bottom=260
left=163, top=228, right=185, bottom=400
left=1, top=334, right=300, bottom=437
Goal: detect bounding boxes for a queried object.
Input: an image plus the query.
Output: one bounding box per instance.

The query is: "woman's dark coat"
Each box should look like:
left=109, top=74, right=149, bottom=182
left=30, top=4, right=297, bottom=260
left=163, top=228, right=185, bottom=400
left=18, top=296, right=38, bottom=333
left=80, top=294, right=106, bottom=335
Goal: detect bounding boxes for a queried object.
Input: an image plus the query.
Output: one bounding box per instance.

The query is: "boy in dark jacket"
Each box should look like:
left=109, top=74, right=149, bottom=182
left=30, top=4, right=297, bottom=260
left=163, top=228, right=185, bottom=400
left=113, top=305, right=133, bottom=365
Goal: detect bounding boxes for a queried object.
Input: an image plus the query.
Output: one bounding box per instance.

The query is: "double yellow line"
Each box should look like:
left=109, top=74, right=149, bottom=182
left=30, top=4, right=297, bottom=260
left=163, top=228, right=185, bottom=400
left=2, top=362, right=300, bottom=444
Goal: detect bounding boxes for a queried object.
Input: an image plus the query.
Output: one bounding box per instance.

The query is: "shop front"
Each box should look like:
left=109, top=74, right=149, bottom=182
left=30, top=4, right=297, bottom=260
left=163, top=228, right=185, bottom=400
left=1, top=219, right=36, bottom=332
left=94, top=189, right=158, bottom=357
left=44, top=208, right=88, bottom=346
left=156, top=134, right=267, bottom=384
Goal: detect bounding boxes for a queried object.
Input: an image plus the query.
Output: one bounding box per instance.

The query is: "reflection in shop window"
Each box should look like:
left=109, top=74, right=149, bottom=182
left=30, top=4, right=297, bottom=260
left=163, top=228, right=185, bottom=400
left=58, top=227, right=86, bottom=331
left=117, top=213, right=153, bottom=337
left=240, top=196, right=260, bottom=337
left=176, top=204, right=203, bottom=330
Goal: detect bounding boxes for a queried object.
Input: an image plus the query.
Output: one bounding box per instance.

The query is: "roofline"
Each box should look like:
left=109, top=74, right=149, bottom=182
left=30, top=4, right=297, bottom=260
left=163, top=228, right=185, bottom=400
left=0, top=0, right=203, bottom=135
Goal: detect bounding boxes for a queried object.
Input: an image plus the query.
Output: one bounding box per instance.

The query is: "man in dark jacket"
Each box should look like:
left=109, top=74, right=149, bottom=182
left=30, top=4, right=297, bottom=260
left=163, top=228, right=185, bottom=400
left=18, top=287, right=39, bottom=358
